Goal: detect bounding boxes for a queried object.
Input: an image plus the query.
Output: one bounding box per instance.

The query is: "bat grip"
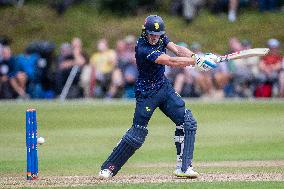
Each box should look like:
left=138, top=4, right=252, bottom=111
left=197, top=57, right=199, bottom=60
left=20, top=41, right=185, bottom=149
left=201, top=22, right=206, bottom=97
left=217, top=55, right=229, bottom=63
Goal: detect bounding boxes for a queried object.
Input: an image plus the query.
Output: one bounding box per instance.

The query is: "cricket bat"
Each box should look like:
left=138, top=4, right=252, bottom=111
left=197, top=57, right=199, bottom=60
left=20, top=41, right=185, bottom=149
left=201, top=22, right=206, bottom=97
left=217, top=48, right=270, bottom=63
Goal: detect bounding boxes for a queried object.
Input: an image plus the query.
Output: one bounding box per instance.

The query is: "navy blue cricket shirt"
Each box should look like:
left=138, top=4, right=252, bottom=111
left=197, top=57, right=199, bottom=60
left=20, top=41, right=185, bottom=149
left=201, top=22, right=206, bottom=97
left=135, top=34, right=170, bottom=95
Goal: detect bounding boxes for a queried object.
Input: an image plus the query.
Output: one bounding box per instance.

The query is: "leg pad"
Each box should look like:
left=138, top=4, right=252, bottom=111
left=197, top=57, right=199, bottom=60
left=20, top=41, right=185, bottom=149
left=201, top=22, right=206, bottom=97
left=181, top=109, right=197, bottom=172
left=101, top=125, right=148, bottom=176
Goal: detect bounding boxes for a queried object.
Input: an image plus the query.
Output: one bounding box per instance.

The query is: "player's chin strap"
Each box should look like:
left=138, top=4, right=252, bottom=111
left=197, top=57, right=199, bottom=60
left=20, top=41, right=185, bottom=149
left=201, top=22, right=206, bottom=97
left=181, top=109, right=197, bottom=172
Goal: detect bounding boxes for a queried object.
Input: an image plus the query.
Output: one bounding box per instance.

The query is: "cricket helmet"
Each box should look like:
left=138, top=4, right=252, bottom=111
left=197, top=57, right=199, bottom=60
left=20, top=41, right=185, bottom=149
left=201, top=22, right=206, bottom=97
left=143, top=15, right=165, bottom=35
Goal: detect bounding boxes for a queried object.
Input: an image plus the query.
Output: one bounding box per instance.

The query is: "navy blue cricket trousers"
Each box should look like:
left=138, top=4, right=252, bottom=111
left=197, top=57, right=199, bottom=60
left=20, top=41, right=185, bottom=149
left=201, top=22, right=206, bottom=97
left=133, top=79, right=186, bottom=127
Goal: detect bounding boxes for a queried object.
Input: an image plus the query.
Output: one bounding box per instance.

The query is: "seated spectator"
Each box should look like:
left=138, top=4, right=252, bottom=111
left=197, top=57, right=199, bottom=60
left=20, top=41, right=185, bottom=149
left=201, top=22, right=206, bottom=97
left=80, top=59, right=92, bottom=98
left=214, top=37, right=241, bottom=97
left=229, top=40, right=261, bottom=97
left=257, top=38, right=282, bottom=97
left=16, top=48, right=42, bottom=98
left=55, top=37, right=88, bottom=98
left=72, top=37, right=89, bottom=98
left=188, top=42, right=214, bottom=97
left=25, top=40, right=56, bottom=99
left=55, top=42, right=73, bottom=95
left=89, top=38, right=117, bottom=98
left=165, top=42, right=187, bottom=95
left=165, top=64, right=188, bottom=95
left=166, top=42, right=200, bottom=97
left=0, top=45, right=27, bottom=99
left=120, top=35, right=137, bottom=98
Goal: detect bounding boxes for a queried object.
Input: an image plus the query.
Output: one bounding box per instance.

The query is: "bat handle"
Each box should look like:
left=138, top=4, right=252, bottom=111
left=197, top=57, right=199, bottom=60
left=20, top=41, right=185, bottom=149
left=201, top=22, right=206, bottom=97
left=217, top=55, right=228, bottom=63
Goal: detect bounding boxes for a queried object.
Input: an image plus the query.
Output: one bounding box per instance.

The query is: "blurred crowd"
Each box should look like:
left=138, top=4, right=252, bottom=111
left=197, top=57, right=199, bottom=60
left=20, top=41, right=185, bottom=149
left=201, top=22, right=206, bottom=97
left=0, top=35, right=137, bottom=100
left=166, top=38, right=284, bottom=99
left=0, top=35, right=283, bottom=100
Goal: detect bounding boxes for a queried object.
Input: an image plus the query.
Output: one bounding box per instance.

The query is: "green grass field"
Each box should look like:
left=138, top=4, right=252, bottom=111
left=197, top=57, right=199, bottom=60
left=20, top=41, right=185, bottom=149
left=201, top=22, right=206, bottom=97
left=0, top=100, right=283, bottom=188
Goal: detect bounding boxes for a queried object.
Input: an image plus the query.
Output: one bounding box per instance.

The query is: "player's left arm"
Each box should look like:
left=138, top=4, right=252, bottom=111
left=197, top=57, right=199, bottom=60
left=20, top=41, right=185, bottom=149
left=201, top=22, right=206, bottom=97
left=166, top=42, right=218, bottom=71
left=166, top=42, right=195, bottom=58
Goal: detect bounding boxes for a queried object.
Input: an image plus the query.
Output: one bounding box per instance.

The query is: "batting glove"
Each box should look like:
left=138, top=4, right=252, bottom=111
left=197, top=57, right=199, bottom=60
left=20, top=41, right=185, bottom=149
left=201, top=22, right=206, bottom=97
left=194, top=54, right=217, bottom=71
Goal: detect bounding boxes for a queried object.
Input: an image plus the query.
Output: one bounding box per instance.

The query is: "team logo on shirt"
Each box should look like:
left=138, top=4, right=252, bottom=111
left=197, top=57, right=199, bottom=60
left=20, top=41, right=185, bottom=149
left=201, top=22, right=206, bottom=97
left=146, top=106, right=151, bottom=112
left=154, top=22, right=159, bottom=30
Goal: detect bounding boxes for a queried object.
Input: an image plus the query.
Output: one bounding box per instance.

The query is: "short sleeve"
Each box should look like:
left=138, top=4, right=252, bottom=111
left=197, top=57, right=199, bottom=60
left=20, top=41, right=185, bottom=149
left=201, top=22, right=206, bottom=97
left=162, top=35, right=170, bottom=46
left=146, top=50, right=164, bottom=62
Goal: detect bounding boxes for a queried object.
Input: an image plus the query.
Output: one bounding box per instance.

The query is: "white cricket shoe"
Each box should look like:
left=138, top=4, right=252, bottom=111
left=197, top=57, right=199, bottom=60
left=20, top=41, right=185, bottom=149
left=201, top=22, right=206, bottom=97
left=174, top=167, right=199, bottom=178
left=98, top=169, right=113, bottom=179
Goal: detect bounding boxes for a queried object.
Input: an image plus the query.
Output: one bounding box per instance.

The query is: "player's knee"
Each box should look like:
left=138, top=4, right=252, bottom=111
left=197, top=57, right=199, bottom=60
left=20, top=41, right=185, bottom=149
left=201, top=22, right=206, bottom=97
left=184, top=109, right=197, bottom=131
left=173, top=105, right=186, bottom=126
left=123, top=124, right=148, bottom=149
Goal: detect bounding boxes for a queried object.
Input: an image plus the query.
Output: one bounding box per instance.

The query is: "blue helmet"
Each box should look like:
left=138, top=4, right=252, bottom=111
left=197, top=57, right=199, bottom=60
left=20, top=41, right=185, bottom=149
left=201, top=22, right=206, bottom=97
left=143, top=15, right=165, bottom=35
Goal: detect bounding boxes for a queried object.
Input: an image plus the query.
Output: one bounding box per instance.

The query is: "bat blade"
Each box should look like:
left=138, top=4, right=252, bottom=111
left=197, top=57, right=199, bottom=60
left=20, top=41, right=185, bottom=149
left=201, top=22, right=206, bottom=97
left=217, top=48, right=270, bottom=63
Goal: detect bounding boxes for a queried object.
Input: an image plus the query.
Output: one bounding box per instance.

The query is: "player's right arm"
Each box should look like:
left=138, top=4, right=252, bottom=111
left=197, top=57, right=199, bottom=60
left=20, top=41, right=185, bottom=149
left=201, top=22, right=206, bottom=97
left=155, top=54, right=195, bottom=68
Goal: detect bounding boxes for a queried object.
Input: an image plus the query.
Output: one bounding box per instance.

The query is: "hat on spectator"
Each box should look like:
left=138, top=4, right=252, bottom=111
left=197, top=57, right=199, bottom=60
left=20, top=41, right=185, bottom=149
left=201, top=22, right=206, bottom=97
left=267, top=38, right=280, bottom=48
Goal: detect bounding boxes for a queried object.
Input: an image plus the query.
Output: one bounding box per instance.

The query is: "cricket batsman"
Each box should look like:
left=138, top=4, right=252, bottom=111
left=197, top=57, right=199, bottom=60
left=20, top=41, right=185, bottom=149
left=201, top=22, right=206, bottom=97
left=99, top=15, right=218, bottom=178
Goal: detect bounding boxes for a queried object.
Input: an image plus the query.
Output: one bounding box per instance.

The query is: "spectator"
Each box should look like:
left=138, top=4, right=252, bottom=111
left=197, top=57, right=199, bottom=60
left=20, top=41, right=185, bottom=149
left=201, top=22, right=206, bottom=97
left=165, top=42, right=200, bottom=97
left=121, top=35, right=137, bottom=98
left=256, top=38, right=282, bottom=97
left=0, top=36, right=11, bottom=62
left=16, top=48, right=42, bottom=98
left=229, top=40, right=261, bottom=97
left=116, top=40, right=128, bottom=70
left=25, top=40, right=56, bottom=99
left=170, top=0, right=205, bottom=23
left=68, top=37, right=87, bottom=99
left=0, top=45, right=26, bottom=99
left=165, top=63, right=185, bottom=95
left=72, top=37, right=88, bottom=67
left=80, top=60, right=92, bottom=98
left=188, top=42, right=214, bottom=97
left=89, top=38, right=116, bottom=98
left=55, top=37, right=87, bottom=98
left=214, top=37, right=241, bottom=97
left=55, top=42, right=73, bottom=95
left=228, top=0, right=238, bottom=22
left=71, top=37, right=89, bottom=98
left=103, top=36, right=138, bottom=98
left=182, top=0, right=205, bottom=23
left=165, top=42, right=187, bottom=95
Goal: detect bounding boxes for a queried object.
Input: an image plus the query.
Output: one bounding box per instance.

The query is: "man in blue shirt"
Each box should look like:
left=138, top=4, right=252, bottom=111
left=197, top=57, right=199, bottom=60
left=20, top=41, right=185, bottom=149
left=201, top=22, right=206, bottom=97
left=0, top=45, right=27, bottom=99
left=99, top=15, right=218, bottom=179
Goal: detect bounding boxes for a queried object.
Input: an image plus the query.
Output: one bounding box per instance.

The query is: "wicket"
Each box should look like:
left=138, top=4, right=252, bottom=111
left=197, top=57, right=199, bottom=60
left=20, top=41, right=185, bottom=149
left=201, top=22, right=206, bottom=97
left=26, top=109, right=38, bottom=180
